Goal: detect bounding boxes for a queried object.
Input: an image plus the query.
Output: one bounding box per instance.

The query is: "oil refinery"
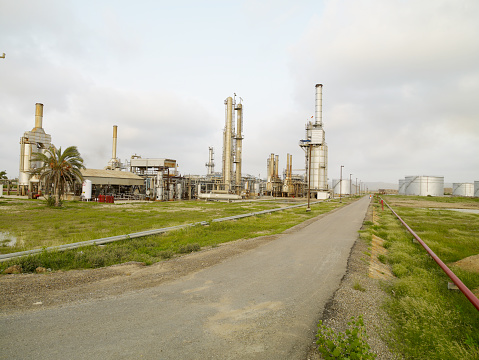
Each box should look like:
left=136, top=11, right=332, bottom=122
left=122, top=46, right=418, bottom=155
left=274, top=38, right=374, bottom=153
left=11, top=85, right=478, bottom=201
left=14, top=85, right=333, bottom=202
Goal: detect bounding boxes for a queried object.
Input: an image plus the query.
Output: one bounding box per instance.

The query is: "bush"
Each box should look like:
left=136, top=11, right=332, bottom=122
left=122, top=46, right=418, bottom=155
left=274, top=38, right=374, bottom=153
left=316, top=315, right=376, bottom=359
left=16, top=255, right=42, bottom=273
left=178, top=243, right=201, bottom=253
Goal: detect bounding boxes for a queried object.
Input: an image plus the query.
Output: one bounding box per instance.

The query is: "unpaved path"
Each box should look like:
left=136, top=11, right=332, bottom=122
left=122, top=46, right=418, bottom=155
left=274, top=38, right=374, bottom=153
left=1, top=197, right=371, bottom=360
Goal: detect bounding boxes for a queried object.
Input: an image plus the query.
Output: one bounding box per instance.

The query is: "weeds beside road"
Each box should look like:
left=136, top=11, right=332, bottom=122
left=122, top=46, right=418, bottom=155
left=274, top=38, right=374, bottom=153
left=365, top=196, right=479, bottom=359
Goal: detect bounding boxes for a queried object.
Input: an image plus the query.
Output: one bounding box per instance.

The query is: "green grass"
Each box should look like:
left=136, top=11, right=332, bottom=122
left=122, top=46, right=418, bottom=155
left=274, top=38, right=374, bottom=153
left=369, top=196, right=479, bottom=359
left=0, top=198, right=332, bottom=253
left=0, top=198, right=348, bottom=272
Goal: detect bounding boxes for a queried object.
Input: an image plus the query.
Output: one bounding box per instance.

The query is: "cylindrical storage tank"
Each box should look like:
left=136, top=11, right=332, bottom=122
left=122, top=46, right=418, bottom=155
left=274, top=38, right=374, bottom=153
left=82, top=180, right=92, bottom=200
left=405, top=176, right=444, bottom=196
left=452, top=183, right=474, bottom=197
left=332, top=179, right=351, bottom=196
left=99, top=194, right=105, bottom=203
left=474, top=181, right=479, bottom=197
left=398, top=179, right=406, bottom=195
left=254, top=183, right=260, bottom=195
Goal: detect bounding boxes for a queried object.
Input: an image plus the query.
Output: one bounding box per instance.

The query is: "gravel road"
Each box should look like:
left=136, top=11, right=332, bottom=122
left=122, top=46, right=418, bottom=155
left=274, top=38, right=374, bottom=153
left=1, top=197, right=390, bottom=359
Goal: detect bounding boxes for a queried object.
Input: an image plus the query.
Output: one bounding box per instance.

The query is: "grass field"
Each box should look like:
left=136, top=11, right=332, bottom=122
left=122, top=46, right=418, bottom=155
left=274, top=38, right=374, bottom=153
left=0, top=197, right=349, bottom=272
left=369, top=195, right=479, bottom=360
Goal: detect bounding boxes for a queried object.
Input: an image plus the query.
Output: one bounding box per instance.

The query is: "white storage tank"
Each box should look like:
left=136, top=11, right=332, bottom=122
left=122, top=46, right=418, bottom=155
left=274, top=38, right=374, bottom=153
left=474, top=181, right=479, bottom=197
left=452, top=183, right=474, bottom=197
left=405, top=176, right=444, bottom=196
left=332, top=179, right=352, bottom=196
left=81, top=180, right=92, bottom=200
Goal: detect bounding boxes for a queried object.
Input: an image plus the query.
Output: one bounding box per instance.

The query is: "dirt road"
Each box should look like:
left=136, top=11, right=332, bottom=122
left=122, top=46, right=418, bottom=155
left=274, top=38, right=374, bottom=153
left=1, top=197, right=371, bottom=359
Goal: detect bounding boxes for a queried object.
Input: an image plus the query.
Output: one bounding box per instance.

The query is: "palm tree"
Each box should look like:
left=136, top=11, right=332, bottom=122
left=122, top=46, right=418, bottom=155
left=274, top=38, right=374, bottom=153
left=31, top=146, right=85, bottom=206
left=0, top=170, right=7, bottom=180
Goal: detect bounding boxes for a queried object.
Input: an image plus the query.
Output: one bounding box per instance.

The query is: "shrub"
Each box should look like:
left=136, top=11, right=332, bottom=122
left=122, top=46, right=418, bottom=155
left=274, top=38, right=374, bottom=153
left=178, top=243, right=201, bottom=253
left=316, top=315, right=376, bottom=359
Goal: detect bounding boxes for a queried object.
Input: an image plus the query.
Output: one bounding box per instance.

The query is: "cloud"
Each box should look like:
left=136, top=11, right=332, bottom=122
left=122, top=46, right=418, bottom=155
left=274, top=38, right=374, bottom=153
left=288, top=0, right=479, bottom=182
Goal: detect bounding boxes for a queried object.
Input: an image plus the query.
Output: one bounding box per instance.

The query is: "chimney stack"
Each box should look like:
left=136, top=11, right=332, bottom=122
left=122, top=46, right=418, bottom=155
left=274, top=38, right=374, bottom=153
left=35, top=103, right=44, bottom=129
left=315, top=84, right=322, bottom=126
left=112, top=125, right=118, bottom=159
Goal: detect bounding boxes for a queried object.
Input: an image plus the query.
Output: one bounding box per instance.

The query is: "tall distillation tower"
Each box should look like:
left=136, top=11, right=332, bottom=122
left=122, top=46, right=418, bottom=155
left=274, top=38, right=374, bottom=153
left=300, top=84, right=329, bottom=199
left=222, top=95, right=243, bottom=194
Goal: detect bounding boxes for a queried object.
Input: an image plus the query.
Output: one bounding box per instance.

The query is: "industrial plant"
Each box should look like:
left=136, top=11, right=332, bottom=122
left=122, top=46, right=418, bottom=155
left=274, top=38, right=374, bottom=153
left=12, top=86, right=478, bottom=202
left=15, top=85, right=334, bottom=202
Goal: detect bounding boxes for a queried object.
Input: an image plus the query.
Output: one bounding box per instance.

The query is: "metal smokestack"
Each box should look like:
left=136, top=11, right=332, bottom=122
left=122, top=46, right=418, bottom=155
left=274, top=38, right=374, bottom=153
left=35, top=103, right=44, bottom=129
left=112, top=125, right=118, bottom=159
left=315, top=84, right=322, bottom=126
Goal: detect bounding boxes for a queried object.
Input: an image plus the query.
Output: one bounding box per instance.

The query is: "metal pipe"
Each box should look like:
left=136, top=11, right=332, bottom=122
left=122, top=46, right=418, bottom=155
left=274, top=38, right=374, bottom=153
left=35, top=103, right=43, bottom=129
left=112, top=125, right=118, bottom=159
left=382, top=197, right=479, bottom=312
left=315, top=84, right=322, bottom=126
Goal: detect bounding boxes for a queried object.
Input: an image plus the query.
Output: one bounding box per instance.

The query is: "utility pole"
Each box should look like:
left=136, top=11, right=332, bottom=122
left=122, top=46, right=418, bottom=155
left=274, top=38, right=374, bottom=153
left=339, top=165, right=344, bottom=203
left=349, top=173, right=352, bottom=197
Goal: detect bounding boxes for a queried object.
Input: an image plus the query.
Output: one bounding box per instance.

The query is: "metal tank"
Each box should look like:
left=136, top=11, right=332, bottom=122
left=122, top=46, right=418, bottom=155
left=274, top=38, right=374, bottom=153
left=332, top=179, right=352, bottom=196
left=405, top=176, right=444, bottom=196
left=474, top=181, right=479, bottom=197
left=452, top=183, right=474, bottom=197
left=398, top=179, right=406, bottom=195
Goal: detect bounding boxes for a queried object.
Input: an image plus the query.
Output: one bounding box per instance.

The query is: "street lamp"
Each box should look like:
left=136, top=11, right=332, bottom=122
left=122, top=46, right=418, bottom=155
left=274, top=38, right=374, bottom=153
left=339, top=165, right=344, bottom=203
left=356, top=177, right=358, bottom=196
left=349, top=173, right=352, bottom=198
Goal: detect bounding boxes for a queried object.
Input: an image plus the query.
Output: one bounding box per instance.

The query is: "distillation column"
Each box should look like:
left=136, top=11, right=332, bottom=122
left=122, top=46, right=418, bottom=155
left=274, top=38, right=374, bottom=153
left=300, top=84, right=329, bottom=198
left=206, top=147, right=215, bottom=176
left=234, top=103, right=243, bottom=195
left=222, top=97, right=234, bottom=192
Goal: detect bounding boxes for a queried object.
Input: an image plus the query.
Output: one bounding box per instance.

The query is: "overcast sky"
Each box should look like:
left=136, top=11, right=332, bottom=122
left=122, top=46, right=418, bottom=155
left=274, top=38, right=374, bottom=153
left=1, top=0, right=478, bottom=185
